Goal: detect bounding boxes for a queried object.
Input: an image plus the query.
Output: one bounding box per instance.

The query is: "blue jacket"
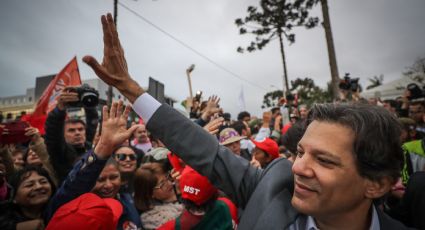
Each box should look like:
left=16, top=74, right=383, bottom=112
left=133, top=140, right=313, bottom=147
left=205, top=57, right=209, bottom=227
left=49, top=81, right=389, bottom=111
left=45, top=150, right=142, bottom=230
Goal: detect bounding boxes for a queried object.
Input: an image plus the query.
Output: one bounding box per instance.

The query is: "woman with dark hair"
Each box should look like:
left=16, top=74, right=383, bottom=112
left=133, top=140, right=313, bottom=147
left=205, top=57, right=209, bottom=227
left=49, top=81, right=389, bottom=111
left=0, top=165, right=56, bottom=230
left=134, top=163, right=183, bottom=230
left=45, top=101, right=142, bottom=230
left=113, top=145, right=139, bottom=194
left=23, top=127, right=57, bottom=186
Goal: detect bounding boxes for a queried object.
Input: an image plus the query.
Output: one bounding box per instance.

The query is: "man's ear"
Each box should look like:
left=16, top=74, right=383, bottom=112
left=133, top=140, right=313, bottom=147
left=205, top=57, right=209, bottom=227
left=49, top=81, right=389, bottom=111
left=364, top=177, right=393, bottom=199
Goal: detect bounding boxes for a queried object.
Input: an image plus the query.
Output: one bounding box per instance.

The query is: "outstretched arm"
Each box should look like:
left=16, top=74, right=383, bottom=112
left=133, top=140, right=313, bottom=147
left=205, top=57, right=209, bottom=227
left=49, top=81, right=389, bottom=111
left=83, top=13, right=265, bottom=208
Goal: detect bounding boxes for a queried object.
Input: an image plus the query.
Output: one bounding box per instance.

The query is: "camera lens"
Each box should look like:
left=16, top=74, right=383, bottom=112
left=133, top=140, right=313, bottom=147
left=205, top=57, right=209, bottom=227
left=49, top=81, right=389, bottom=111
left=81, top=92, right=99, bottom=107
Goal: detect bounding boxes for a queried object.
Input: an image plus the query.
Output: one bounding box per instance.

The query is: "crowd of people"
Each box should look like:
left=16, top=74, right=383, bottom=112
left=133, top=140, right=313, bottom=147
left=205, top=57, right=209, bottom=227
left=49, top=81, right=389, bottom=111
left=1, top=13, right=425, bottom=230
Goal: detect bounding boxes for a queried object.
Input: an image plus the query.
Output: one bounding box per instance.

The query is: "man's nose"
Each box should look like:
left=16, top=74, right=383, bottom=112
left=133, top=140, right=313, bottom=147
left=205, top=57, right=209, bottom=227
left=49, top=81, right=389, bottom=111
left=292, top=153, right=314, bottom=178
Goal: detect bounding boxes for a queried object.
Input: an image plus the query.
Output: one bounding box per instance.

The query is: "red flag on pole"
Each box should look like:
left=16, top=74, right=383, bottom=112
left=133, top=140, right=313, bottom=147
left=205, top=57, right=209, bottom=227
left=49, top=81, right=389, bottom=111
left=22, top=57, right=82, bottom=134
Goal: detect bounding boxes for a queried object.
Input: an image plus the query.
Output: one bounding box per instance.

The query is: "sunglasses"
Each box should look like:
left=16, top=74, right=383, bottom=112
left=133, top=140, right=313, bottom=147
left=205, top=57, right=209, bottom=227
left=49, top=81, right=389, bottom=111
left=115, top=153, right=137, bottom=161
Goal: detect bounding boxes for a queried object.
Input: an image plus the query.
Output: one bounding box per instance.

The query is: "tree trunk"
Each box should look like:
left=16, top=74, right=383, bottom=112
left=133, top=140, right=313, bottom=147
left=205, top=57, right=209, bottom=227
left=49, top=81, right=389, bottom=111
left=320, top=0, right=340, bottom=100
left=278, top=32, right=290, bottom=95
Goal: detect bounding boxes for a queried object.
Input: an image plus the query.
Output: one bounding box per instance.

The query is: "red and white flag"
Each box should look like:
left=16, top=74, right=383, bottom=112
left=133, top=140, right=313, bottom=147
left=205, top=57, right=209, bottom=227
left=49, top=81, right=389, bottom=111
left=22, top=57, right=81, bottom=134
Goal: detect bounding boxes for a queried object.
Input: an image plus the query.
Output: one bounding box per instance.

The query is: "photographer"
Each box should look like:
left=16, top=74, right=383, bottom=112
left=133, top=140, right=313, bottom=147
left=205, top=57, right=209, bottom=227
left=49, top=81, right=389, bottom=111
left=44, top=86, right=98, bottom=183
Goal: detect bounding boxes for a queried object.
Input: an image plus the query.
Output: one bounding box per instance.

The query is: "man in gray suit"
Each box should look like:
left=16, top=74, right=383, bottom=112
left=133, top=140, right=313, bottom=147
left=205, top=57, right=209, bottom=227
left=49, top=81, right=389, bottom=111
left=83, top=13, right=411, bottom=230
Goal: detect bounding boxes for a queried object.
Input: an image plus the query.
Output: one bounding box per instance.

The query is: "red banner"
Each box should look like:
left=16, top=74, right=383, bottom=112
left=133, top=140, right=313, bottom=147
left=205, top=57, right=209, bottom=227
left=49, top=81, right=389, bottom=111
left=23, top=57, right=82, bottom=134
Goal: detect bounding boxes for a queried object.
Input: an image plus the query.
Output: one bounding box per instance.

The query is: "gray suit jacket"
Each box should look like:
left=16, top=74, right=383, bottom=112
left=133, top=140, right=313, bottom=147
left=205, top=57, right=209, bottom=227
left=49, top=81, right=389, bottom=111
left=147, top=105, right=412, bottom=230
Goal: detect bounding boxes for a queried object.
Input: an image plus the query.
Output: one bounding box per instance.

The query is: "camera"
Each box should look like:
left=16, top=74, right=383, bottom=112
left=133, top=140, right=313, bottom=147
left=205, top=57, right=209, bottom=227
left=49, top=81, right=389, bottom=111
left=67, top=84, right=99, bottom=107
left=339, top=73, right=360, bottom=92
left=195, top=90, right=202, bottom=102
left=406, top=83, right=424, bottom=101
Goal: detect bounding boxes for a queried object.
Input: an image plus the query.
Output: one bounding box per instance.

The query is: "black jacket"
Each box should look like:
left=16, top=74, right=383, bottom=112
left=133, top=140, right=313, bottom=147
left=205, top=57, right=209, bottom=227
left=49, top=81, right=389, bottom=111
left=44, top=106, right=98, bottom=183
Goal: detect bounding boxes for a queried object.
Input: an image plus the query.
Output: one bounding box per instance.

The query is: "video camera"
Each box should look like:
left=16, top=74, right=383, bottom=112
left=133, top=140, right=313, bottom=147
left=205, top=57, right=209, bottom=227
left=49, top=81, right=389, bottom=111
left=67, top=84, right=99, bottom=107
left=339, top=73, right=361, bottom=92
left=406, top=83, right=425, bottom=101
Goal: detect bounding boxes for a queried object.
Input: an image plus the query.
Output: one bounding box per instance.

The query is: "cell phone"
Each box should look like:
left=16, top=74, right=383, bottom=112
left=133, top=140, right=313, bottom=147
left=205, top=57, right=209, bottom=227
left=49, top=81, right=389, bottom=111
left=0, top=121, right=31, bottom=144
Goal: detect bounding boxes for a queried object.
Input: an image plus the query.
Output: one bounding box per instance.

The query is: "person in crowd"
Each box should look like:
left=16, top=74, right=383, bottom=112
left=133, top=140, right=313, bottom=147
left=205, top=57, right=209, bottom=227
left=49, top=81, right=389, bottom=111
left=408, top=101, right=425, bottom=137
left=398, top=117, right=417, bottom=143
left=251, top=137, right=280, bottom=168
left=114, top=145, right=138, bottom=194
left=45, top=101, right=141, bottom=230
left=0, top=145, right=14, bottom=204
left=383, top=99, right=399, bottom=117
left=281, top=113, right=299, bottom=136
left=298, top=104, right=309, bottom=121
left=192, top=95, right=221, bottom=127
left=81, top=13, right=411, bottom=229
left=231, top=120, right=255, bottom=153
left=401, top=135, right=425, bottom=184
left=23, top=127, right=57, bottom=186
left=237, top=111, right=251, bottom=123
left=399, top=171, right=425, bottom=229
left=11, top=147, right=25, bottom=171
left=281, top=122, right=305, bottom=163
left=46, top=192, right=123, bottom=230
left=219, top=128, right=250, bottom=160
left=158, top=166, right=238, bottom=229
left=0, top=165, right=56, bottom=230
left=44, top=87, right=98, bottom=183
left=134, top=163, right=183, bottom=230
left=131, top=124, right=152, bottom=153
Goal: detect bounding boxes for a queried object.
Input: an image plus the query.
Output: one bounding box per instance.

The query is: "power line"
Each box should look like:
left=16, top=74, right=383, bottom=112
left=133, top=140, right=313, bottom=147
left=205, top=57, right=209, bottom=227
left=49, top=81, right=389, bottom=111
left=118, top=1, right=268, bottom=91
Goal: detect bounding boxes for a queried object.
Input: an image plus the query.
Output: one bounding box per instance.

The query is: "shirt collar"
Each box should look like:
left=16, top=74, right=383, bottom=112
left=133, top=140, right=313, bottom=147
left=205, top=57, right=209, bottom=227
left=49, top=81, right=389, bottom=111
left=304, top=205, right=380, bottom=230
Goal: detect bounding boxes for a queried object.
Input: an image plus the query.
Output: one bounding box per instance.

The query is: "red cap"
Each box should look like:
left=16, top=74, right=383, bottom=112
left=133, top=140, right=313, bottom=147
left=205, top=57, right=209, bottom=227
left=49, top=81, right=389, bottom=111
left=179, top=167, right=218, bottom=205
left=251, top=137, right=280, bottom=159
left=46, top=193, right=123, bottom=230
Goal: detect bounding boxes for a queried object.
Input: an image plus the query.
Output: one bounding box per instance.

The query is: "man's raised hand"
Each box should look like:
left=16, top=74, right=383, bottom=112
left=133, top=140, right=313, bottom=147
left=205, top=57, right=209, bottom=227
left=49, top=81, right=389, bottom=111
left=83, top=13, right=144, bottom=103
left=94, top=100, right=140, bottom=159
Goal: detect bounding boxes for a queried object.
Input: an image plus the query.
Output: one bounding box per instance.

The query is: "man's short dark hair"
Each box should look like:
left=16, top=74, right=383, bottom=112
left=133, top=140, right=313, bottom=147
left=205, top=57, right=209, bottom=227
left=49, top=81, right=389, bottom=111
left=231, top=121, right=246, bottom=136
left=271, top=107, right=280, bottom=115
left=409, top=100, right=425, bottom=108
left=282, top=121, right=305, bottom=156
left=306, top=103, right=403, bottom=182
left=237, top=111, right=250, bottom=121
left=65, top=118, right=86, bottom=127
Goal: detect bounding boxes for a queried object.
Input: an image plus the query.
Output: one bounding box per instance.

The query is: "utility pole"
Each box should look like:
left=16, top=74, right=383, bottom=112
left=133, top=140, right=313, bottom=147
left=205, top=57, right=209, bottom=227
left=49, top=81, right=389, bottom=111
left=107, top=0, right=118, bottom=106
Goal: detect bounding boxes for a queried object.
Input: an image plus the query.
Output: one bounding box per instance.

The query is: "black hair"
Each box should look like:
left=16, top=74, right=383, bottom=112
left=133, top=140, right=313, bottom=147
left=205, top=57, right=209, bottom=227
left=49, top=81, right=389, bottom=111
left=282, top=121, right=306, bottom=156
left=306, top=103, right=403, bottom=182
left=65, top=118, right=86, bottom=127
left=230, top=121, right=247, bottom=136
left=9, top=165, right=57, bottom=198
left=271, top=107, right=280, bottom=115
left=237, top=111, right=250, bottom=121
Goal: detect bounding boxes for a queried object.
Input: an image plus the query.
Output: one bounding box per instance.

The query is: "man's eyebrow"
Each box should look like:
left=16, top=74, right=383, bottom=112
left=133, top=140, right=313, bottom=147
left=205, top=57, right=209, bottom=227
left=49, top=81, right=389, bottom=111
left=298, top=143, right=342, bottom=162
left=311, top=149, right=342, bottom=162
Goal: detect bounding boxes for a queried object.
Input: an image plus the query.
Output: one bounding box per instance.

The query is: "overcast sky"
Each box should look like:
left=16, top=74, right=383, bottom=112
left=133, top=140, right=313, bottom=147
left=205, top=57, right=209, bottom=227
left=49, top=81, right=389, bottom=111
left=1, top=0, right=424, bottom=117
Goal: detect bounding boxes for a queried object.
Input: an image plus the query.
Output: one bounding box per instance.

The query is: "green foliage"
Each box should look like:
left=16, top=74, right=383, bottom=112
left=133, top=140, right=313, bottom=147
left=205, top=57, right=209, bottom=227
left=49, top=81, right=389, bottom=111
left=262, top=77, right=332, bottom=108
left=403, top=57, right=425, bottom=83
left=366, top=74, right=384, bottom=90
left=235, top=0, right=319, bottom=53
left=262, top=90, right=284, bottom=108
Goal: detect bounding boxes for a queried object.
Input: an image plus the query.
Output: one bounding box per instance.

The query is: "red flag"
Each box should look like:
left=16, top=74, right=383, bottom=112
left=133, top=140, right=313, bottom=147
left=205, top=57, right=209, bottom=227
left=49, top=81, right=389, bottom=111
left=26, top=57, right=82, bottom=134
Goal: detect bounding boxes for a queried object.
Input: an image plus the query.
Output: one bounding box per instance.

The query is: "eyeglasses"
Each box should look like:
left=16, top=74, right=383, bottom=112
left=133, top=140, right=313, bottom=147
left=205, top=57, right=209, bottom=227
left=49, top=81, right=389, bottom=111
left=154, top=179, right=170, bottom=190
left=154, top=173, right=174, bottom=190
left=115, top=153, right=137, bottom=161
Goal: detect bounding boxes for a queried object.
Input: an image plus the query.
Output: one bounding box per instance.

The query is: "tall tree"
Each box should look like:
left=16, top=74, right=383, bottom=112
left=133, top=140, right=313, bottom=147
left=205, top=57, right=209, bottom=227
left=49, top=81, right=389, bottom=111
left=235, top=0, right=319, bottom=94
left=403, top=57, right=425, bottom=83
left=320, top=0, right=340, bottom=100
left=366, top=74, right=384, bottom=90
